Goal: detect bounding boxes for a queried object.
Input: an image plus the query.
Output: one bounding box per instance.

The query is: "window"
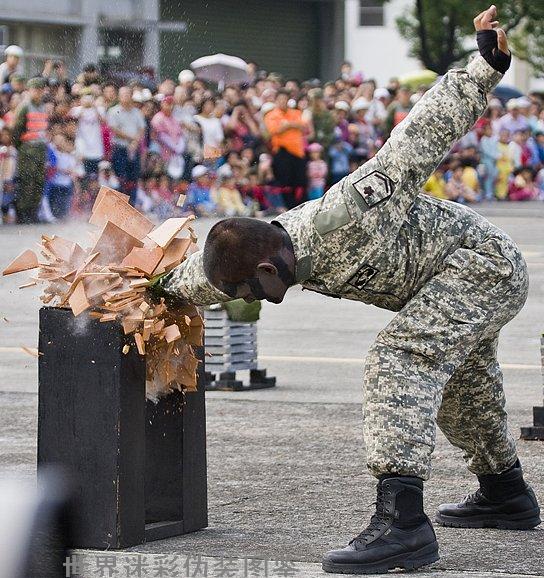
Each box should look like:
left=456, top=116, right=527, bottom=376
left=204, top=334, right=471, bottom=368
left=359, top=0, right=384, bottom=27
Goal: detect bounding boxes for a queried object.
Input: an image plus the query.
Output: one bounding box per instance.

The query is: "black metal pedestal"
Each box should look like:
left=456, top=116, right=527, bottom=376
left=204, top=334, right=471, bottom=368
left=204, top=369, right=276, bottom=391
left=520, top=407, right=544, bottom=440
left=37, top=307, right=207, bottom=549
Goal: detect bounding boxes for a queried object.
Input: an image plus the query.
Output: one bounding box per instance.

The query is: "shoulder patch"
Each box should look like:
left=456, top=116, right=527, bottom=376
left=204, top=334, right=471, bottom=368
left=349, top=171, right=395, bottom=212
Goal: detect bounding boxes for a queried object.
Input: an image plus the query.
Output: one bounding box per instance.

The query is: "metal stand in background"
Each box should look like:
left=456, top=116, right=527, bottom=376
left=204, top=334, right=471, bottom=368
left=37, top=307, right=207, bottom=549
left=520, top=334, right=544, bottom=440
left=203, top=308, right=276, bottom=391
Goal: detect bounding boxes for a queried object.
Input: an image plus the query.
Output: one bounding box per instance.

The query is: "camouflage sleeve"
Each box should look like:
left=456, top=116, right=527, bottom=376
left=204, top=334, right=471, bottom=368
left=344, top=55, right=502, bottom=215
left=156, top=250, right=232, bottom=306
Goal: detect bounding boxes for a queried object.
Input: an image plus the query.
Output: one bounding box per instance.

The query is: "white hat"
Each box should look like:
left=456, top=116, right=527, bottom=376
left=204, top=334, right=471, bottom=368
left=516, top=96, right=531, bottom=108
left=4, top=45, right=23, bottom=58
left=178, top=69, right=195, bottom=84
left=351, top=98, right=370, bottom=112
left=98, top=160, right=112, bottom=170
left=260, top=101, right=275, bottom=115
left=140, top=88, right=153, bottom=102
left=373, top=87, right=390, bottom=100
left=488, top=98, right=503, bottom=109
left=217, top=164, right=233, bottom=178
left=506, top=98, right=520, bottom=111
left=191, top=165, right=208, bottom=179
left=335, top=100, right=350, bottom=112
left=154, top=92, right=165, bottom=103
left=132, top=90, right=144, bottom=103
left=287, top=98, right=297, bottom=108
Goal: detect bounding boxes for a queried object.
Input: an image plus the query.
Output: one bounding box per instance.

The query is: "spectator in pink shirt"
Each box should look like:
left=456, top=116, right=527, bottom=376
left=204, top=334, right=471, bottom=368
left=151, top=95, right=186, bottom=179
left=306, top=142, right=328, bottom=200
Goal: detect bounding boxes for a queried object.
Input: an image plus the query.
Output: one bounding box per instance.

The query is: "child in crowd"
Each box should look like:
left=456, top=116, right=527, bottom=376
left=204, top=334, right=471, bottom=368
left=186, top=165, right=216, bottom=217
left=0, top=127, right=17, bottom=223
left=479, top=122, right=500, bottom=201
left=508, top=167, right=538, bottom=201
left=149, top=174, right=176, bottom=219
left=46, top=134, right=82, bottom=220
left=98, top=160, right=120, bottom=190
left=423, top=167, right=448, bottom=200
left=445, top=162, right=478, bottom=204
left=239, top=169, right=268, bottom=216
left=329, top=136, right=353, bottom=184
left=133, top=178, right=154, bottom=214
left=306, top=142, right=328, bottom=200
left=496, top=129, right=514, bottom=199
left=258, top=153, right=284, bottom=213
left=213, top=174, right=250, bottom=216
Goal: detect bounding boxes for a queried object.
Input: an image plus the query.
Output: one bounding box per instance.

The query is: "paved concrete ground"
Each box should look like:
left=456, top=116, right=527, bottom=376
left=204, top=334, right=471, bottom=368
left=0, top=202, right=543, bottom=577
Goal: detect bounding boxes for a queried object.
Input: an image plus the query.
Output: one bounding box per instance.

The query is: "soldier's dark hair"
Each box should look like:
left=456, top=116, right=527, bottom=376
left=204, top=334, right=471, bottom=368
left=203, top=218, right=283, bottom=283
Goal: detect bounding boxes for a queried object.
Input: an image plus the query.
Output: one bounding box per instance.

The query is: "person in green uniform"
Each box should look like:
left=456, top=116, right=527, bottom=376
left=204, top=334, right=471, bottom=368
left=12, top=77, right=48, bottom=223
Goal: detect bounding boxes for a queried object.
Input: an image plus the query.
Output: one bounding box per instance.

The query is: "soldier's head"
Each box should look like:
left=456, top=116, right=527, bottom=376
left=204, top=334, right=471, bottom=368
left=203, top=218, right=296, bottom=304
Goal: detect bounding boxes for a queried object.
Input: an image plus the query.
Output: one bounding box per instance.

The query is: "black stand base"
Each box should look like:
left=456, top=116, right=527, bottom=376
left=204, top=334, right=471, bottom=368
left=205, top=369, right=276, bottom=391
left=521, top=407, right=544, bottom=440
left=37, top=307, right=207, bottom=549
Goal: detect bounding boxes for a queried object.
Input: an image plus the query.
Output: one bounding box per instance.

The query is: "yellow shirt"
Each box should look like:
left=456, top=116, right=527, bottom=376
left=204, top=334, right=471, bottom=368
left=462, top=166, right=479, bottom=192
left=213, top=186, right=247, bottom=216
left=423, top=173, right=447, bottom=199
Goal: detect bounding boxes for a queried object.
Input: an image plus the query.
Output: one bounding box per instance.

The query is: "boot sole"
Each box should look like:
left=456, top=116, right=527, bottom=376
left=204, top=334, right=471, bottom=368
left=321, top=541, right=439, bottom=575
left=435, top=508, right=541, bottom=530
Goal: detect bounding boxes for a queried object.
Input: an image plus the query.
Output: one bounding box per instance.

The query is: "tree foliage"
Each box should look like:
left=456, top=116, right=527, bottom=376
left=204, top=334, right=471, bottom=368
left=393, top=0, right=544, bottom=75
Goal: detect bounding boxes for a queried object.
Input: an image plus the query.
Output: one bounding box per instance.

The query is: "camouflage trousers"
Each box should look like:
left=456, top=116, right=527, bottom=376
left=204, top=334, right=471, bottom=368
left=362, top=232, right=529, bottom=480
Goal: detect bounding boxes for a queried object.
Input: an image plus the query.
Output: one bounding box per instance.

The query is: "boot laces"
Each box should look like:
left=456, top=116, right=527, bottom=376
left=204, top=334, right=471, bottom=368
left=464, top=488, right=483, bottom=505
left=350, top=484, right=393, bottom=546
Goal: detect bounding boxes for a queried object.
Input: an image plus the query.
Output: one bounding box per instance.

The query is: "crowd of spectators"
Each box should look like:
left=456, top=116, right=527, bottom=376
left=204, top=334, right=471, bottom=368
left=0, top=44, right=543, bottom=225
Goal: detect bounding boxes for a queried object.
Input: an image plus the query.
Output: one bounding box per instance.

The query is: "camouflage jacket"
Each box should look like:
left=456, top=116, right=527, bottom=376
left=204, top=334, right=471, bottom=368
left=160, top=55, right=506, bottom=311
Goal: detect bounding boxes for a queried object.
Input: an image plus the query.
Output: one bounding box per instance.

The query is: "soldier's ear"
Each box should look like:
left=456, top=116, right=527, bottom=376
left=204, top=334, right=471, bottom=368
left=256, top=262, right=278, bottom=277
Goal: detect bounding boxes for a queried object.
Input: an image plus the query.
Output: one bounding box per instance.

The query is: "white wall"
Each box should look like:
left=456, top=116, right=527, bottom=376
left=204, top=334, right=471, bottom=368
left=344, top=0, right=420, bottom=86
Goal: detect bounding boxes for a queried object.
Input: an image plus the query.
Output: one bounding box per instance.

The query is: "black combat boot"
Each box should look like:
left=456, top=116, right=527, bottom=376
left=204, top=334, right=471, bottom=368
left=322, top=476, right=439, bottom=575
left=436, top=460, right=541, bottom=530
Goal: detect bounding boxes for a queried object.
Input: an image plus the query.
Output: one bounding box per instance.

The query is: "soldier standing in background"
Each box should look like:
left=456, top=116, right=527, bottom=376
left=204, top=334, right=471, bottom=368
left=153, top=6, right=540, bottom=575
left=12, top=77, right=48, bottom=223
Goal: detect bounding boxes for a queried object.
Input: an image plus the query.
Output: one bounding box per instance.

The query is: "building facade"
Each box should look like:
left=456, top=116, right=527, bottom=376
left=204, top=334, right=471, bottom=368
left=344, top=0, right=544, bottom=92
left=0, top=0, right=164, bottom=78
left=344, top=0, right=419, bottom=86
left=0, top=0, right=344, bottom=82
left=0, top=0, right=541, bottom=90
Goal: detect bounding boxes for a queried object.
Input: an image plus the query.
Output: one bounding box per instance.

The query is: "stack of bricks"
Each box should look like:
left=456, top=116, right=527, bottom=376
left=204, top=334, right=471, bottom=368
left=2, top=187, right=203, bottom=400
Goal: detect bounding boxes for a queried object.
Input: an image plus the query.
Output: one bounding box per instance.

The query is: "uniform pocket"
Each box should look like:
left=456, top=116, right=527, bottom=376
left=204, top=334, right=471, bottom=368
left=443, top=238, right=514, bottom=291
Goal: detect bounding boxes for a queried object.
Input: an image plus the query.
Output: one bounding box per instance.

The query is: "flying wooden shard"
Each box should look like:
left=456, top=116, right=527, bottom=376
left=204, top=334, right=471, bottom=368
left=2, top=249, right=39, bottom=276
left=146, top=217, right=193, bottom=249
left=164, top=324, right=181, bottom=343
left=68, top=280, right=91, bottom=316
left=89, top=187, right=154, bottom=240
left=92, top=186, right=130, bottom=212
left=91, top=221, right=144, bottom=265
left=121, top=245, right=163, bottom=276
left=153, top=238, right=192, bottom=275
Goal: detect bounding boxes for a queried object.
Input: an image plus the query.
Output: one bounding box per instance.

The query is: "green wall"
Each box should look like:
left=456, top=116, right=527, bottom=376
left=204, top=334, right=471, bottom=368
left=160, top=0, right=321, bottom=81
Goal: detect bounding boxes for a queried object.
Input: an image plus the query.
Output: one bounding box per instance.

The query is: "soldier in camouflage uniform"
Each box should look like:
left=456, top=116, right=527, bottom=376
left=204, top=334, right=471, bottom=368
left=156, top=7, right=540, bottom=574
left=12, top=77, right=48, bottom=224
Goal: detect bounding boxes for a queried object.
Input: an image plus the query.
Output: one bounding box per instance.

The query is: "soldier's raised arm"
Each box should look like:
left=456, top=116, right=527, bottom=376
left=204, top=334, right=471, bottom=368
left=344, top=5, right=510, bottom=216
